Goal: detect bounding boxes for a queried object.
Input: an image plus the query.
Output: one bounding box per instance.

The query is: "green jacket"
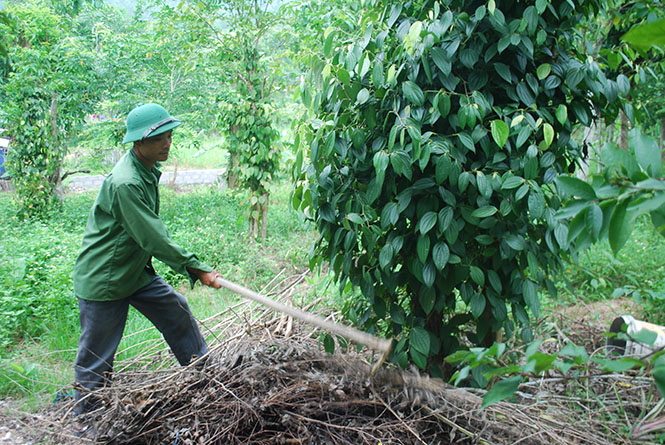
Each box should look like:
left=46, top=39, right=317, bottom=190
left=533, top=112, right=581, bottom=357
left=73, top=149, right=212, bottom=301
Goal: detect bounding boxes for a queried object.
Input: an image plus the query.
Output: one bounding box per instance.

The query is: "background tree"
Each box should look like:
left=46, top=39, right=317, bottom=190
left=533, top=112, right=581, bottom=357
left=0, top=1, right=102, bottom=217
left=189, top=0, right=282, bottom=240
left=293, top=0, right=624, bottom=376
left=586, top=0, right=665, bottom=150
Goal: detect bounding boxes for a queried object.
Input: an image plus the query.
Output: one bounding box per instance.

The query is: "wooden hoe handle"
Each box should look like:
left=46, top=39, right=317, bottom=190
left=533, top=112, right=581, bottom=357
left=215, top=277, right=393, bottom=373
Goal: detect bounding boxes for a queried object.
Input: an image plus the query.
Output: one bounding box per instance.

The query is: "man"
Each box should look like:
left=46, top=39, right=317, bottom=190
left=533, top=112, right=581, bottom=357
left=72, top=103, right=221, bottom=424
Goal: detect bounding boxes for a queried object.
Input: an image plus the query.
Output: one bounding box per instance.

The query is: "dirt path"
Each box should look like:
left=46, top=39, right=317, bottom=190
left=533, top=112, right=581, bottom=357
left=66, top=168, right=226, bottom=191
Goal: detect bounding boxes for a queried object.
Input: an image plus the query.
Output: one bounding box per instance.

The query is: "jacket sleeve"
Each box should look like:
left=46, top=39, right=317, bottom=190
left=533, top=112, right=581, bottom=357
left=110, top=182, right=212, bottom=282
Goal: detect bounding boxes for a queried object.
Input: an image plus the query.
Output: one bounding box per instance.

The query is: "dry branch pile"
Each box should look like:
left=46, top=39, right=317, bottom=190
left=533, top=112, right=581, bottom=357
left=21, top=274, right=665, bottom=444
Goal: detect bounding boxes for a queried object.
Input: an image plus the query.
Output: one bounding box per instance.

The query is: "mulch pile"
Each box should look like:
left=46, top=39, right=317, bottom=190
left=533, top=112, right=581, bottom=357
left=17, top=274, right=665, bottom=444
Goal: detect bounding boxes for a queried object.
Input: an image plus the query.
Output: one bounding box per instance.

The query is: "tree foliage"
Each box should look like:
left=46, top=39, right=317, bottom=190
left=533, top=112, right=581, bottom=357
left=0, top=1, right=102, bottom=217
left=557, top=12, right=665, bottom=254
left=293, top=0, right=624, bottom=374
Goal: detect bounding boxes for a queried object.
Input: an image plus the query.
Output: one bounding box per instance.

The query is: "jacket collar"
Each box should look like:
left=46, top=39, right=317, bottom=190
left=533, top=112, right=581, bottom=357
left=128, top=148, right=162, bottom=183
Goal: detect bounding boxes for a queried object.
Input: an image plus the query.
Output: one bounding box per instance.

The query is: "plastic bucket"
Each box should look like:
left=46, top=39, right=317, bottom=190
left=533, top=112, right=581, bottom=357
left=606, top=315, right=665, bottom=356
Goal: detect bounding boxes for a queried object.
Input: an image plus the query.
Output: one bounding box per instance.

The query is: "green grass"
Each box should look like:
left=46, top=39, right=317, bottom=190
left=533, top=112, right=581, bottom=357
left=554, top=215, right=665, bottom=321
left=0, top=180, right=314, bottom=408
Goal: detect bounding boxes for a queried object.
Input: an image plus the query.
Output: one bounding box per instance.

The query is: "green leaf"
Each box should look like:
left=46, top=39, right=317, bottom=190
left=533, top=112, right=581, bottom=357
left=435, top=155, right=451, bottom=184
left=622, top=18, right=665, bottom=51
left=460, top=48, right=479, bottom=69
left=585, top=204, right=603, bottom=240
left=555, top=176, right=597, bottom=200
left=417, top=234, right=430, bottom=263
left=559, top=343, right=588, bottom=364
left=502, top=176, right=524, bottom=190
left=458, top=133, right=475, bottom=152
left=470, top=292, right=486, bottom=318
left=373, top=151, right=389, bottom=174
left=491, top=120, right=509, bottom=148
left=346, top=213, right=364, bottom=224
left=476, top=171, right=492, bottom=198
left=420, top=211, right=438, bottom=235
left=470, top=266, right=485, bottom=287
left=522, top=279, right=540, bottom=318
left=536, top=63, right=551, bottom=80
left=594, top=357, right=643, bottom=373
left=432, top=242, right=450, bottom=270
left=323, top=333, right=335, bottom=354
left=338, top=68, right=351, bottom=86
left=403, top=81, right=425, bottom=106
left=542, top=123, right=554, bottom=148
left=609, top=200, right=632, bottom=254
left=410, top=348, right=427, bottom=370
left=324, top=32, right=335, bottom=59
left=556, top=105, right=568, bottom=125
left=379, top=244, right=394, bottom=269
left=438, top=207, right=454, bottom=232
left=516, top=125, right=532, bottom=148
left=356, top=88, right=370, bottom=105
left=516, top=82, right=535, bottom=106
left=437, top=93, right=451, bottom=117
left=381, top=202, right=400, bottom=227
left=423, top=262, right=436, bottom=287
left=487, top=270, right=502, bottom=293
left=420, top=289, right=435, bottom=314
left=471, top=206, right=498, bottom=218
left=391, top=151, right=413, bottom=180
left=372, top=61, right=384, bottom=86
left=653, top=365, right=665, bottom=399
left=631, top=130, right=661, bottom=177
left=494, top=63, right=512, bottom=83
left=482, top=376, right=521, bottom=409
left=410, top=327, right=431, bottom=356
left=505, top=234, right=526, bottom=251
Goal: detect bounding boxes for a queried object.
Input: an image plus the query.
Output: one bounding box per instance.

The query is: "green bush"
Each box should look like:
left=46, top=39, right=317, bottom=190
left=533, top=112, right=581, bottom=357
left=293, top=0, right=624, bottom=375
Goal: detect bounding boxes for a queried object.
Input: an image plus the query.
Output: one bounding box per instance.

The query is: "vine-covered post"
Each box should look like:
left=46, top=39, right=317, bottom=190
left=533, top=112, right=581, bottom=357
left=0, top=2, right=100, bottom=218
left=201, top=2, right=282, bottom=241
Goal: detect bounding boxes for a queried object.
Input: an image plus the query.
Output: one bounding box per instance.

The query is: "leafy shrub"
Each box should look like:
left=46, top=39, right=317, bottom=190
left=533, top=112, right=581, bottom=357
left=293, top=0, right=624, bottom=375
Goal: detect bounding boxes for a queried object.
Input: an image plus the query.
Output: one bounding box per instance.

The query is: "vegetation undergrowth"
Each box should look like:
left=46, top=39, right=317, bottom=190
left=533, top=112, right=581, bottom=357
left=0, top=179, right=313, bottom=409
left=1, top=181, right=665, bottom=411
left=556, top=215, right=665, bottom=324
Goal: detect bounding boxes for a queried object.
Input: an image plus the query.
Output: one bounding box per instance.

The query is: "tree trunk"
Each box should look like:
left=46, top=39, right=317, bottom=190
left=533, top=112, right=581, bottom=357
left=261, top=193, right=269, bottom=241
left=619, top=111, right=630, bottom=150
left=227, top=152, right=238, bottom=189
left=227, top=125, right=240, bottom=189
left=49, top=94, right=65, bottom=199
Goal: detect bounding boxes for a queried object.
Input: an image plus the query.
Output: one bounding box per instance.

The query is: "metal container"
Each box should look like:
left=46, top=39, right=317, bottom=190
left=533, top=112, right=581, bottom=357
left=606, top=315, right=665, bottom=356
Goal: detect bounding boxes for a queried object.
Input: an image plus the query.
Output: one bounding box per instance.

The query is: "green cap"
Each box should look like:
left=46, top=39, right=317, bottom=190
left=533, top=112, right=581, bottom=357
left=122, top=103, right=182, bottom=144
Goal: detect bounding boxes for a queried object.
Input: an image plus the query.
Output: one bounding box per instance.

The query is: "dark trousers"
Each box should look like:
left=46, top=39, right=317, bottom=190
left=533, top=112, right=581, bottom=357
left=73, top=275, right=208, bottom=415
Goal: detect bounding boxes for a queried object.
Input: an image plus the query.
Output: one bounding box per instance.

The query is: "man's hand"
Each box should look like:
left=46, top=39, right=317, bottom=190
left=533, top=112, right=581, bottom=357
left=189, top=268, right=222, bottom=289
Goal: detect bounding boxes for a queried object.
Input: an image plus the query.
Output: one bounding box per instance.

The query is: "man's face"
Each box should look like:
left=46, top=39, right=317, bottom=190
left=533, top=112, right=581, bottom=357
left=134, top=130, right=172, bottom=166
